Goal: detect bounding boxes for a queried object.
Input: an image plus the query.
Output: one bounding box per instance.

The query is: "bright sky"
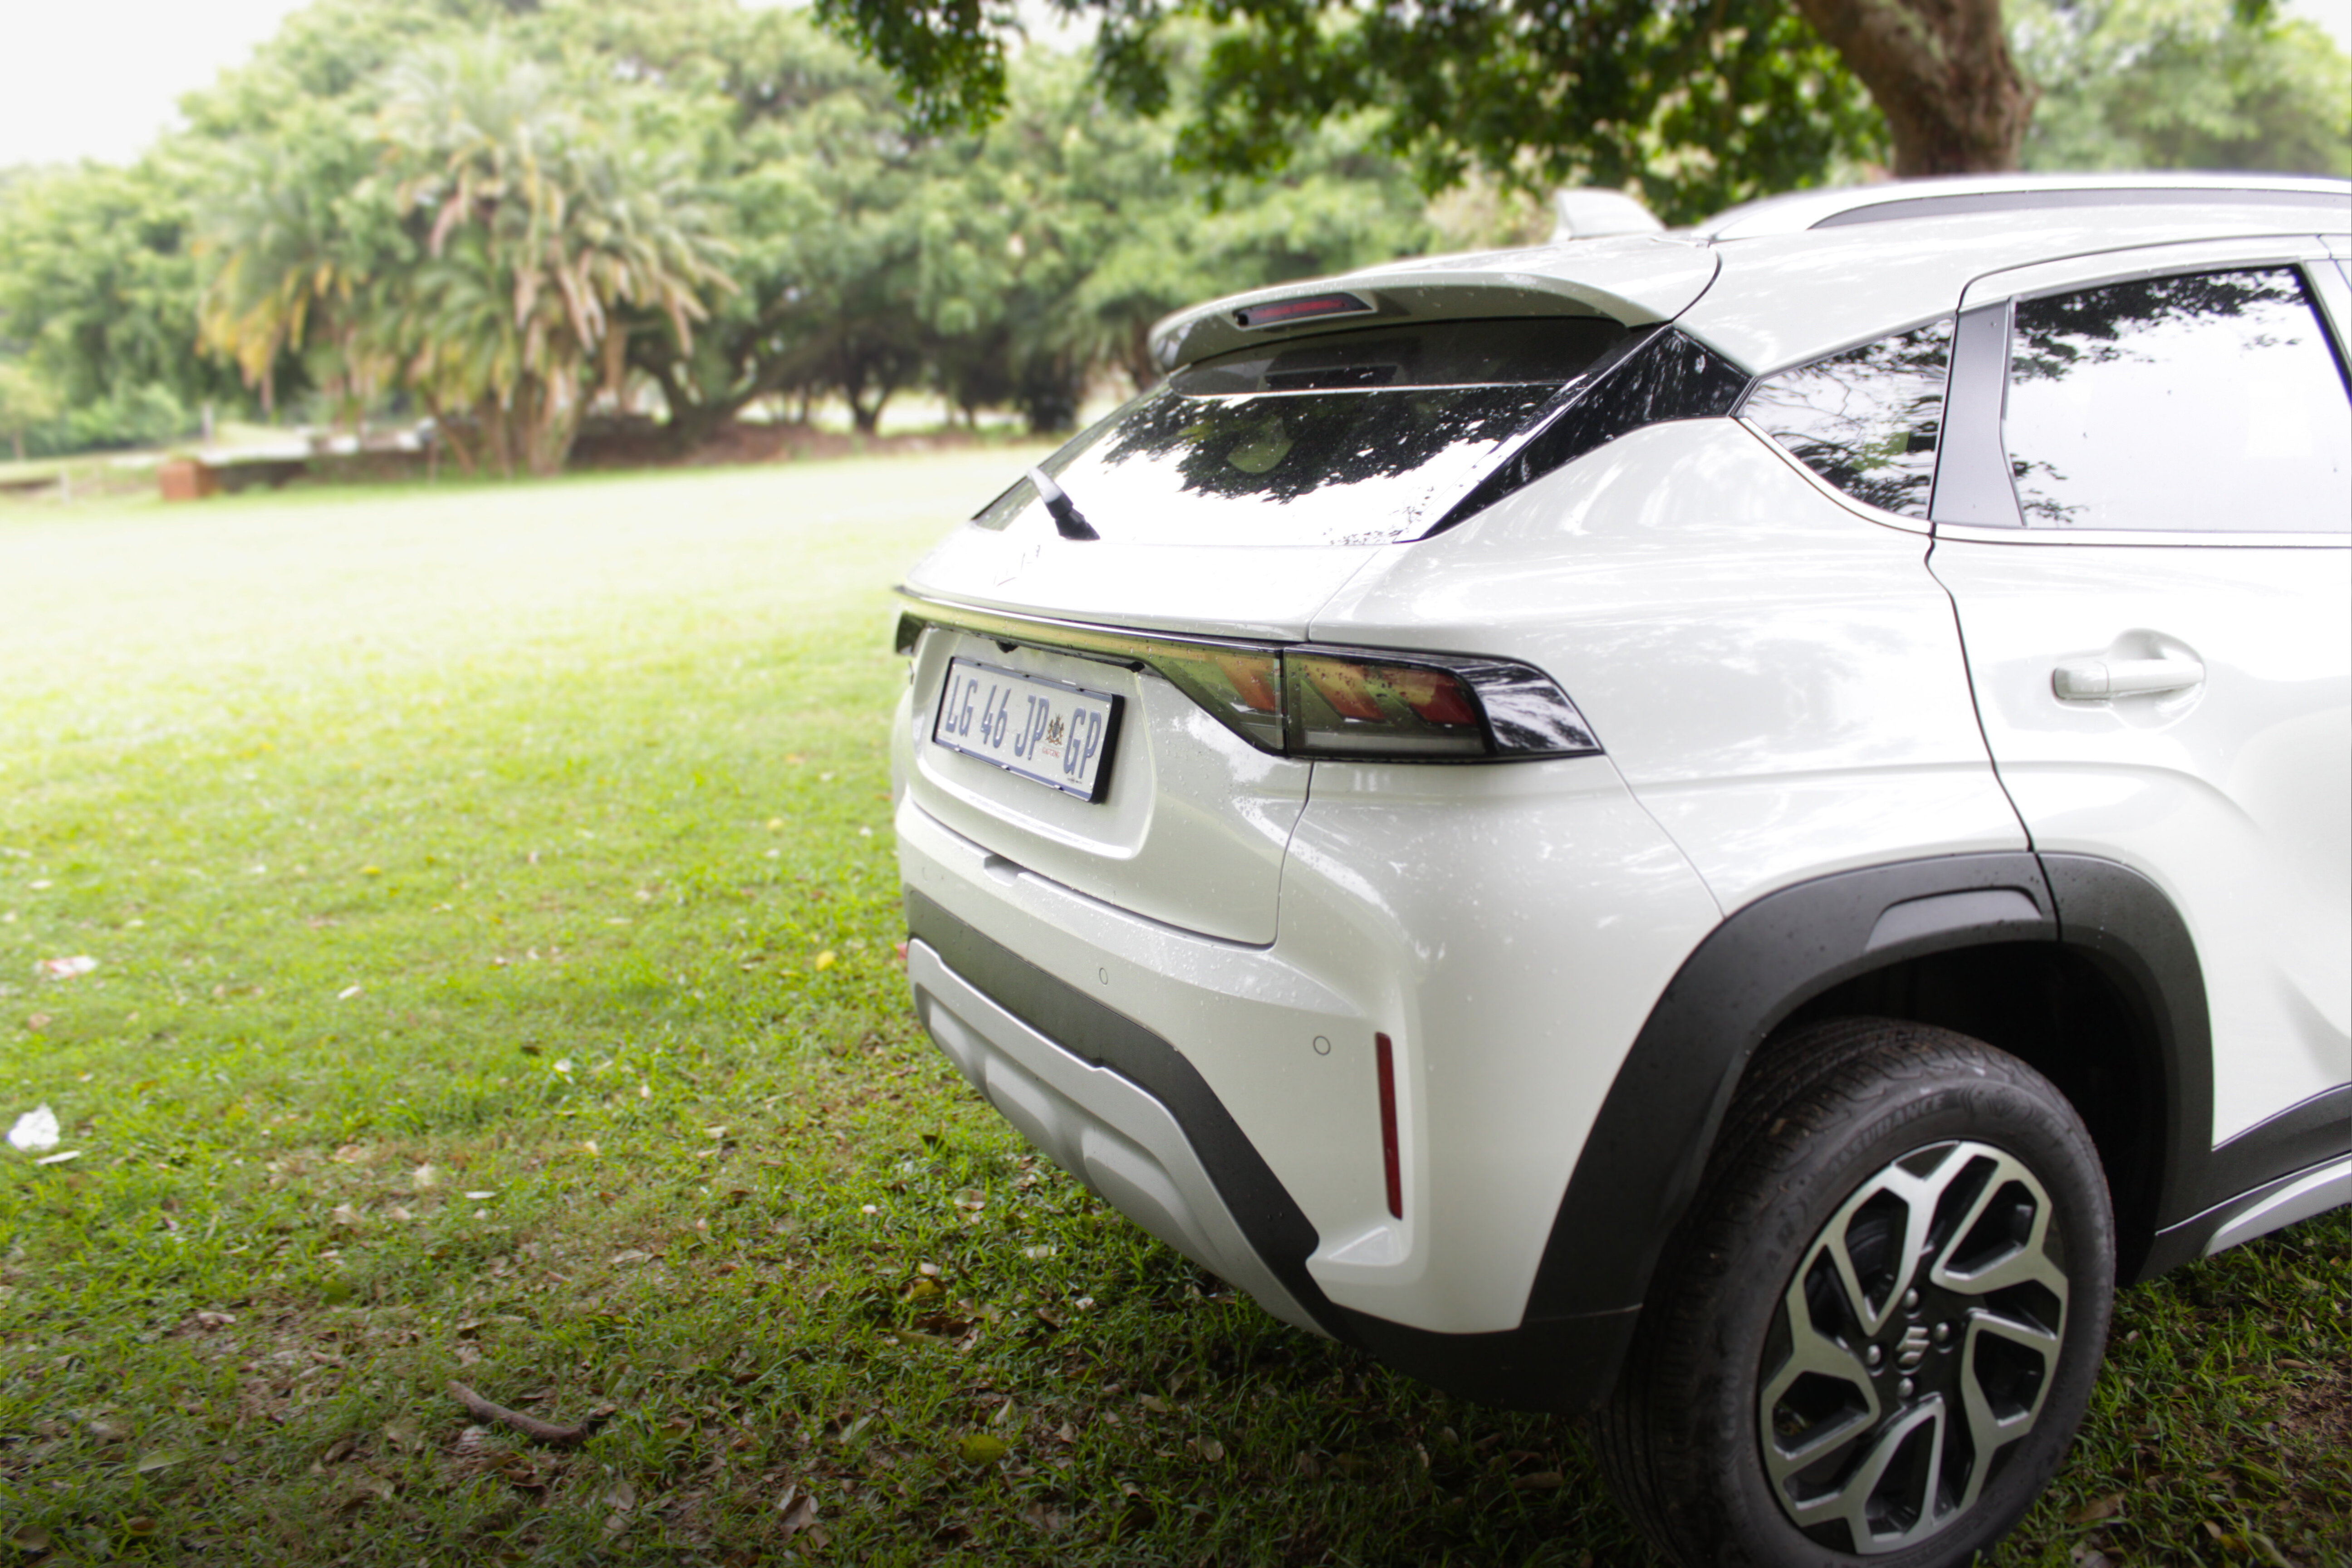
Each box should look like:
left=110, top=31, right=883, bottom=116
left=3, top=0, right=2349, bottom=170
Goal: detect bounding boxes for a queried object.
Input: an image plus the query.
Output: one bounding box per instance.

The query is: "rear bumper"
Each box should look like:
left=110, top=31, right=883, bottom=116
left=907, top=917, right=1324, bottom=1335
left=906, top=889, right=1645, bottom=1414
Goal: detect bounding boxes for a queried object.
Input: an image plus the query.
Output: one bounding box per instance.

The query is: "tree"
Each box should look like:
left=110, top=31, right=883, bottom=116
left=2015, top=0, right=2350, bottom=175
left=820, top=0, right=1920, bottom=223
left=379, top=40, right=734, bottom=473
left=0, top=359, right=62, bottom=462
left=197, top=34, right=734, bottom=475
left=0, top=156, right=240, bottom=446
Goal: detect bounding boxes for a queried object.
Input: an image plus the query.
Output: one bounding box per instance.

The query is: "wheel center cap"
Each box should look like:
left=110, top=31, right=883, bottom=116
left=1894, top=1322, right=1931, bottom=1373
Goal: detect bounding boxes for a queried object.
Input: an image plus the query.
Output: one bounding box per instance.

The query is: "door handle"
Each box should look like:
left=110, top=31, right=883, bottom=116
left=2052, top=656, right=2205, bottom=700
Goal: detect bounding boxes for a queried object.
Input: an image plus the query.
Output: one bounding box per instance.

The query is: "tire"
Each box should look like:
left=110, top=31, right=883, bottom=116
left=1592, top=1018, right=2116, bottom=1568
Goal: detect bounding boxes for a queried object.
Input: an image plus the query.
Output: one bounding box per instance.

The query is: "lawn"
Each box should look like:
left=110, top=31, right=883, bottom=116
left=0, top=459, right=2344, bottom=1567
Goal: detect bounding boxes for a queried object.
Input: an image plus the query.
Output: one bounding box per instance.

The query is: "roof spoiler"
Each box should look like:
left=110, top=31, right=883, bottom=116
left=1147, top=236, right=1719, bottom=375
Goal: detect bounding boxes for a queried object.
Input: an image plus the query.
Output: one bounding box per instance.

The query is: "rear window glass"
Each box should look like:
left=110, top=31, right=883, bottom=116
left=1741, top=319, right=1952, bottom=518
left=976, top=318, right=1629, bottom=546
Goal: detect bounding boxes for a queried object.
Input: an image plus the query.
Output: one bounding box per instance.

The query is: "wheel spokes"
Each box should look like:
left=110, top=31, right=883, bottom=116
left=1761, top=1285, right=1882, bottom=1483
left=1759, top=1139, right=2071, bottom=1555
left=1779, top=1395, right=1956, bottom=1548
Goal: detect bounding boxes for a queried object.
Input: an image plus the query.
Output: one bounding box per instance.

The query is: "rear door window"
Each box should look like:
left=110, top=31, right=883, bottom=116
left=1740, top=319, right=1952, bottom=519
left=2003, top=267, right=2351, bottom=531
left=978, top=318, right=1630, bottom=546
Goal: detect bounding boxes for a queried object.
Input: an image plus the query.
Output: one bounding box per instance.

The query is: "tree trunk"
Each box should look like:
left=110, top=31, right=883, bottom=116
left=1788, top=0, right=2036, bottom=174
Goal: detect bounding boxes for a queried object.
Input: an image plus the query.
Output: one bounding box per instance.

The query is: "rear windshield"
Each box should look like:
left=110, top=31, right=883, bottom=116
left=977, top=317, right=1630, bottom=546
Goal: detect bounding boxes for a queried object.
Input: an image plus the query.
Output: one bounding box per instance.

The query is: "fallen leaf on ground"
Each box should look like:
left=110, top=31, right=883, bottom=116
left=411, top=1163, right=440, bottom=1191
left=1515, top=1471, right=1565, bottom=1490
left=135, top=1448, right=197, bottom=1473
left=2067, top=1494, right=2124, bottom=1524
left=34, top=956, right=98, bottom=981
left=779, top=1490, right=819, bottom=1540
left=957, top=1434, right=1009, bottom=1465
left=1198, top=1437, right=1226, bottom=1462
left=330, top=1204, right=363, bottom=1228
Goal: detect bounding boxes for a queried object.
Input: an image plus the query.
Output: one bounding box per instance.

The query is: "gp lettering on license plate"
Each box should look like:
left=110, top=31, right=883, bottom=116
left=931, top=657, right=1123, bottom=803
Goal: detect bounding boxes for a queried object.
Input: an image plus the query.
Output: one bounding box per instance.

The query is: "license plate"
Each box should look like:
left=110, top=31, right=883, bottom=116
left=931, top=657, right=1123, bottom=802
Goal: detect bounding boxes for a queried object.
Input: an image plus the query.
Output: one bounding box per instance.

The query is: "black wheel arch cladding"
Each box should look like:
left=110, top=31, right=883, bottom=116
left=1530, top=851, right=2228, bottom=1350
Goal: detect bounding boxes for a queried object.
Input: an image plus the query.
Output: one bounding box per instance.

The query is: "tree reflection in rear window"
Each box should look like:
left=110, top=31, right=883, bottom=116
left=1741, top=318, right=1952, bottom=519
left=975, top=317, right=1629, bottom=546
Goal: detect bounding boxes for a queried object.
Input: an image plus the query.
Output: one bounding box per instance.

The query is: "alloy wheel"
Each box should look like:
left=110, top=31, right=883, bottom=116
left=1757, top=1139, right=2072, bottom=1554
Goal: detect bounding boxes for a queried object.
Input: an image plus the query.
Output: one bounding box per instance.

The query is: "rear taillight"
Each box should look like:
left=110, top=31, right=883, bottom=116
left=904, top=601, right=1602, bottom=764
left=1289, top=653, right=1488, bottom=758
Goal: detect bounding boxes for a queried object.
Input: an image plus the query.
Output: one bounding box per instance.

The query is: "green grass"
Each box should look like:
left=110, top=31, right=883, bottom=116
left=1, top=461, right=2345, bottom=1566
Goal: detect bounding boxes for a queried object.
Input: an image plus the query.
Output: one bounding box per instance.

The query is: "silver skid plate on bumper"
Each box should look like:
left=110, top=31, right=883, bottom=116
left=907, top=939, right=1323, bottom=1335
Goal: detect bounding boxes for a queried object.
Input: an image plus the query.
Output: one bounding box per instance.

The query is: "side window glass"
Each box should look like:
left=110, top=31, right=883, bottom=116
left=2006, top=268, right=2352, bottom=531
left=1740, top=318, right=1951, bottom=518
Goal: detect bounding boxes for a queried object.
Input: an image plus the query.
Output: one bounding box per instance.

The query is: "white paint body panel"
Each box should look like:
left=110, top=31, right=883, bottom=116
left=1311, top=420, right=2027, bottom=914
left=1695, top=173, right=2351, bottom=240
left=903, top=520, right=1376, bottom=642
left=1684, top=213, right=2350, bottom=377
left=902, top=627, right=1310, bottom=946
left=895, top=752, right=1722, bottom=1333
left=1276, top=757, right=1724, bottom=1328
left=1930, top=539, right=2352, bottom=1141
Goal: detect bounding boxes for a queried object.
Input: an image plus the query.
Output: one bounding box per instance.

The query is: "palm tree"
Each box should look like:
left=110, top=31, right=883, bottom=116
left=196, top=114, right=397, bottom=425
left=383, top=40, right=733, bottom=475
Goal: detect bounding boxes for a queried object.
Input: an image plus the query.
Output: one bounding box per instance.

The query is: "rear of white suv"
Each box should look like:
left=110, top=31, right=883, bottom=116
left=889, top=176, right=2351, bottom=1568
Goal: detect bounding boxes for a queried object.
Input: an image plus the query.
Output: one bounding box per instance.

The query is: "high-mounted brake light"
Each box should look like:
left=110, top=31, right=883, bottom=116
left=894, top=600, right=1602, bottom=764
left=1232, top=290, right=1377, bottom=331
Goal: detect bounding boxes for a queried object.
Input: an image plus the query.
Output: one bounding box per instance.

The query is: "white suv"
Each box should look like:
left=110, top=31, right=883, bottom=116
left=888, top=173, right=2351, bottom=1567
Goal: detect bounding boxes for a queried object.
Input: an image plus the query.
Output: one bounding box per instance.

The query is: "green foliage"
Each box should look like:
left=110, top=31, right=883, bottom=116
left=2016, top=0, right=2352, bottom=175
left=196, top=31, right=735, bottom=476
left=823, top=0, right=1891, bottom=225
left=0, top=157, right=238, bottom=436
left=0, top=0, right=1436, bottom=461
left=0, top=360, right=64, bottom=462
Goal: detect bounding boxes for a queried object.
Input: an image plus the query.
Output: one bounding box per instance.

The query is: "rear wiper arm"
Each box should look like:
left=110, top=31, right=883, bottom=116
left=1028, top=467, right=1099, bottom=541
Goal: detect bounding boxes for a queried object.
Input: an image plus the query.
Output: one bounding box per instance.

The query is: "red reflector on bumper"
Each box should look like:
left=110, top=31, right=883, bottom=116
left=1376, top=1032, right=1403, bottom=1220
